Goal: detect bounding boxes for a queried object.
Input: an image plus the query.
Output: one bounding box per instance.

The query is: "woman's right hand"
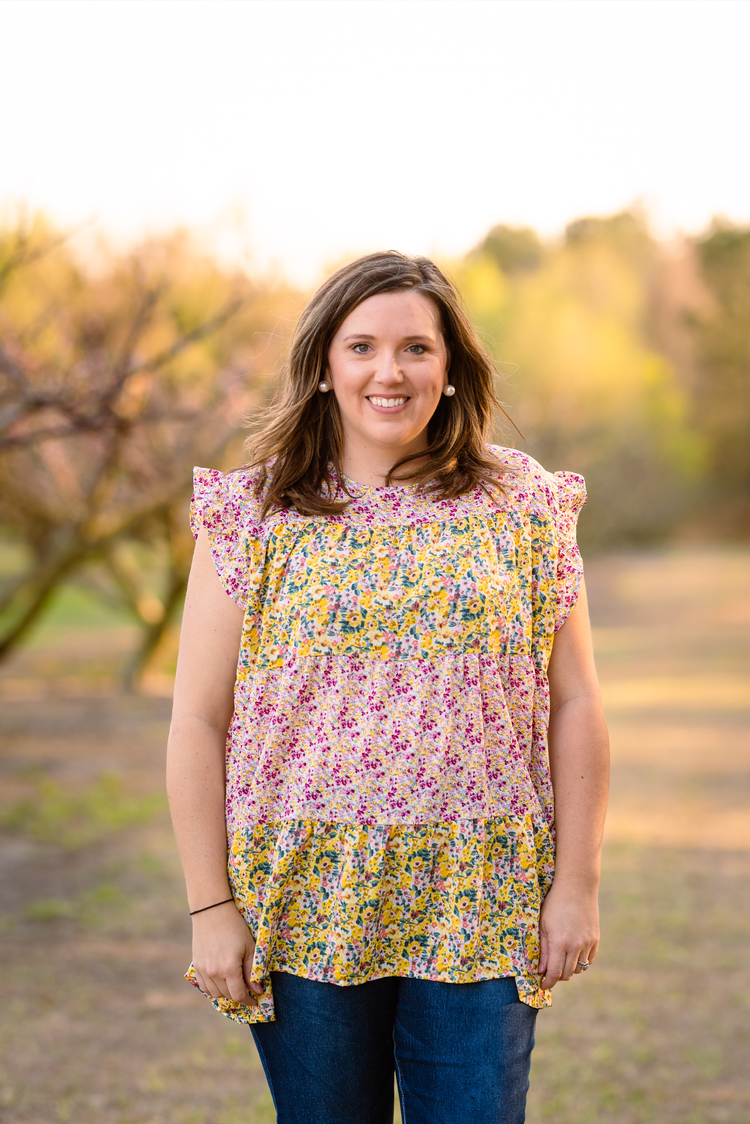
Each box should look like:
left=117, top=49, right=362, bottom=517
left=191, top=901, right=263, bottom=1005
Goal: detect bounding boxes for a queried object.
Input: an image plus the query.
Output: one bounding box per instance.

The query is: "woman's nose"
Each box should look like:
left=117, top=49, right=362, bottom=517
left=377, top=353, right=403, bottom=383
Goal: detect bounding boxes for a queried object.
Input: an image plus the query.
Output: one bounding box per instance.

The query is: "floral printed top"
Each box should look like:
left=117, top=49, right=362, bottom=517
left=185, top=446, right=586, bottom=1025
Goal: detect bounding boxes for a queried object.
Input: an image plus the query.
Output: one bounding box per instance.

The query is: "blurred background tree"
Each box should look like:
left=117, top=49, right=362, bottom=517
left=689, top=221, right=750, bottom=535
left=0, top=215, right=293, bottom=687
left=456, top=210, right=709, bottom=548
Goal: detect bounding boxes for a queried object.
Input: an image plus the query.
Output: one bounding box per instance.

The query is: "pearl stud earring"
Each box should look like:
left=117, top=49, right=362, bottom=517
left=318, top=380, right=330, bottom=393
left=443, top=384, right=456, bottom=397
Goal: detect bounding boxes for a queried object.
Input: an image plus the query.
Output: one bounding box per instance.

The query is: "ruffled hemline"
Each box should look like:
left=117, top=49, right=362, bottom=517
left=185, top=959, right=552, bottom=1026
left=184, top=814, right=554, bottom=1025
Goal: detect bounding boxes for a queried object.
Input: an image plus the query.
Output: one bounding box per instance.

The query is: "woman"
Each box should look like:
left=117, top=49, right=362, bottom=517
left=166, top=251, right=609, bottom=1124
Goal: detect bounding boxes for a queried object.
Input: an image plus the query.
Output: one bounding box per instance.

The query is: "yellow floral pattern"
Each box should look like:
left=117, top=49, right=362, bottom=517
left=185, top=447, right=586, bottom=1024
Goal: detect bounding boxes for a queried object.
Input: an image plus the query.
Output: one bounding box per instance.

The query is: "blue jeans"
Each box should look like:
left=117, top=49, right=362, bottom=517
left=251, top=972, right=537, bottom=1124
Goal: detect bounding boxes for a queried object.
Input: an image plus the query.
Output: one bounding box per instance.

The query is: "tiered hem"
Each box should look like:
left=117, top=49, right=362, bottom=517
left=186, top=814, right=554, bottom=1025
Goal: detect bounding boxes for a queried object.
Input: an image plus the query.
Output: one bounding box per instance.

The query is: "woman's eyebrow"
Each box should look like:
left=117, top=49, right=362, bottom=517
left=340, top=333, right=436, bottom=343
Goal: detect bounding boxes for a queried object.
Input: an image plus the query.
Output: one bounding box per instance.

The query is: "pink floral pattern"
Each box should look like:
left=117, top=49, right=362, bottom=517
left=186, top=447, right=586, bottom=1024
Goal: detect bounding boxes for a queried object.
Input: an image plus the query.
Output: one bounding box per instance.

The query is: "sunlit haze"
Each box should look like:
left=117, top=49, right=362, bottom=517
left=1, top=0, right=748, bottom=283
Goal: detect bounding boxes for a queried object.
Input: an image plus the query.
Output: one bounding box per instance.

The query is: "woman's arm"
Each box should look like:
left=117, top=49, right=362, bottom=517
left=539, top=578, right=610, bottom=989
left=166, top=528, right=261, bottom=1004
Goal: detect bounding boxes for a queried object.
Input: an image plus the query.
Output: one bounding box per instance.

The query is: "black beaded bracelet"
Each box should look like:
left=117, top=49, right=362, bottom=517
left=189, top=897, right=234, bottom=916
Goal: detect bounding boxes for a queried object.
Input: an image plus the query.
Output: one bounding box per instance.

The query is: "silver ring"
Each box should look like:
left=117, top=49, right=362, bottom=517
left=576, top=960, right=590, bottom=971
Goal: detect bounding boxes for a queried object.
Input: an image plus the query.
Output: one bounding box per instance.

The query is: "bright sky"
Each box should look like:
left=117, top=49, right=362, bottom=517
left=1, top=0, right=749, bottom=283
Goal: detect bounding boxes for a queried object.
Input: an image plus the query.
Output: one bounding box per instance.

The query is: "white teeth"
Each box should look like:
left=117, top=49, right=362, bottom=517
left=368, top=397, right=408, bottom=407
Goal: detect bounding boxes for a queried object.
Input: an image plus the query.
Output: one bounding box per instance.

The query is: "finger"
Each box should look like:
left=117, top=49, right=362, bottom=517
left=204, top=968, right=254, bottom=1004
left=200, top=972, right=226, bottom=999
left=560, top=948, right=582, bottom=981
left=572, top=944, right=595, bottom=975
left=540, top=947, right=566, bottom=990
left=242, top=945, right=262, bottom=996
left=574, top=941, right=598, bottom=973
left=537, top=929, right=549, bottom=980
left=193, top=968, right=210, bottom=996
left=226, top=965, right=257, bottom=1005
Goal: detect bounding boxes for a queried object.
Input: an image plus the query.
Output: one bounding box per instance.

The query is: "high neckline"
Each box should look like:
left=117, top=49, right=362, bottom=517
left=341, top=473, right=420, bottom=495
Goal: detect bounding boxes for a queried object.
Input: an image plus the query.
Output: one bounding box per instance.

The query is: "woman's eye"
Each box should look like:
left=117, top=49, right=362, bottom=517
left=352, top=343, right=371, bottom=354
left=407, top=344, right=426, bottom=354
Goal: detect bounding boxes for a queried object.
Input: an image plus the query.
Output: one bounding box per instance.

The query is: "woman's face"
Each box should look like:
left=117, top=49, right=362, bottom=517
left=326, top=290, right=450, bottom=472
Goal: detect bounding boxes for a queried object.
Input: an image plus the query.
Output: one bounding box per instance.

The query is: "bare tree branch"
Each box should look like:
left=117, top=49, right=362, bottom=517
left=0, top=219, right=291, bottom=684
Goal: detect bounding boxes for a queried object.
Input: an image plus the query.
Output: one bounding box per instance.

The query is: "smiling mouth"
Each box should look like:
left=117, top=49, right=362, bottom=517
left=367, top=396, right=409, bottom=408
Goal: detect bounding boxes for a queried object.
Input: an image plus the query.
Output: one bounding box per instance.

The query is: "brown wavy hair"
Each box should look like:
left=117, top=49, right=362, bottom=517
left=244, top=250, right=511, bottom=516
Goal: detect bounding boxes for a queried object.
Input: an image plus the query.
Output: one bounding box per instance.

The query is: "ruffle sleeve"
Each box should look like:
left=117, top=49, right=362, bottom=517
left=190, top=467, right=263, bottom=610
left=546, top=470, right=586, bottom=631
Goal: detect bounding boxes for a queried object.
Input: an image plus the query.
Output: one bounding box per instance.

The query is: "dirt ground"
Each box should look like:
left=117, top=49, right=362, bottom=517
left=0, top=547, right=748, bottom=1124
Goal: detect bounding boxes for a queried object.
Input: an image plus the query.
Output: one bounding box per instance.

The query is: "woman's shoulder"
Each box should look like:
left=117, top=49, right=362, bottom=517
left=486, top=445, right=586, bottom=516
left=192, top=464, right=266, bottom=536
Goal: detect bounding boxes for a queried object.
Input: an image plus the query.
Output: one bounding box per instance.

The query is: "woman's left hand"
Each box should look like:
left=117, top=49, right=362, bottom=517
left=537, top=878, right=600, bottom=990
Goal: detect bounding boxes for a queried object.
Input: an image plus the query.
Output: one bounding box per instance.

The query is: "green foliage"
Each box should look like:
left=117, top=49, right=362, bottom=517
left=455, top=211, right=710, bottom=547
left=474, top=223, right=545, bottom=275
left=1, top=773, right=165, bottom=850
left=692, top=221, right=750, bottom=532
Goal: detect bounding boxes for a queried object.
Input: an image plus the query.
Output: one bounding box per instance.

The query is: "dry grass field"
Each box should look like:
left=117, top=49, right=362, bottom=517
left=0, top=547, right=748, bottom=1124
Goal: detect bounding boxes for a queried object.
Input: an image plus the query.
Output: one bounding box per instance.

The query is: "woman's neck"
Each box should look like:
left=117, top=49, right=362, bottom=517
left=341, top=442, right=428, bottom=489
